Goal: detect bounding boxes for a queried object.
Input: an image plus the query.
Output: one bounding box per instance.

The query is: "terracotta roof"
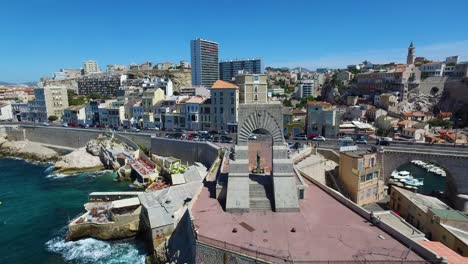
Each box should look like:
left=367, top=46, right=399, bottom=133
left=419, top=241, right=467, bottom=264
left=307, top=101, right=332, bottom=107
left=398, top=120, right=413, bottom=125
left=211, top=80, right=239, bottom=89
left=186, top=96, right=206, bottom=104
left=438, top=112, right=453, bottom=118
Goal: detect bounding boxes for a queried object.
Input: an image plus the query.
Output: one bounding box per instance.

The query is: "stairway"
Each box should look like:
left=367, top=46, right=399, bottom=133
left=249, top=179, right=273, bottom=211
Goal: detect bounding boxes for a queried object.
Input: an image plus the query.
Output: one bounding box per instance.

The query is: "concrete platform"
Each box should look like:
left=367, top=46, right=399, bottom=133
left=192, top=179, right=425, bottom=262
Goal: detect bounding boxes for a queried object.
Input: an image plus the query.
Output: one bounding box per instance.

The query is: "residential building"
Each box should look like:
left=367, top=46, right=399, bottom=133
left=336, top=71, right=353, bottom=84
left=306, top=101, right=340, bottom=138
left=98, top=100, right=125, bottom=128
left=400, top=127, right=426, bottom=142
left=268, top=87, right=285, bottom=97
left=11, top=102, right=29, bottom=121
left=199, top=98, right=212, bottom=131
left=235, top=74, right=267, bottom=104
left=375, top=115, right=398, bottom=132
left=210, top=80, right=239, bottom=132
left=142, top=88, right=165, bottom=113
left=106, top=64, right=126, bottom=73
left=365, top=108, right=387, bottom=122
left=28, top=86, right=69, bottom=122
left=346, top=96, right=359, bottom=106
left=140, top=61, right=153, bottom=70
left=155, top=62, right=174, bottom=70
left=63, top=105, right=87, bottom=125
left=178, top=86, right=210, bottom=97
left=185, top=96, right=207, bottom=131
left=357, top=64, right=420, bottom=101
left=53, top=68, right=81, bottom=80
left=0, top=102, right=13, bottom=121
left=389, top=186, right=468, bottom=257
left=191, top=38, right=219, bottom=87
left=219, top=58, right=262, bottom=81
left=379, top=93, right=398, bottom=110
left=296, top=80, right=317, bottom=98
left=83, top=60, right=100, bottom=75
left=338, top=149, right=384, bottom=206
left=420, top=62, right=446, bottom=78
left=85, top=100, right=102, bottom=126
left=131, top=101, right=144, bottom=123
left=179, top=60, right=190, bottom=69
left=78, top=74, right=127, bottom=97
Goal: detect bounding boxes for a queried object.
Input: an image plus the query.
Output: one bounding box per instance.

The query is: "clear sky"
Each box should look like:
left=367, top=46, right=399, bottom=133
left=1, top=0, right=468, bottom=83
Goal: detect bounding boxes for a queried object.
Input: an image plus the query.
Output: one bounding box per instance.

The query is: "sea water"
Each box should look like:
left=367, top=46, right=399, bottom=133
left=397, top=163, right=446, bottom=194
left=0, top=158, right=146, bottom=264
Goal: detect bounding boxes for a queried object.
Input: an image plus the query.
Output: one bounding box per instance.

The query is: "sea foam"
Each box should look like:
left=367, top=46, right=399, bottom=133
left=45, top=236, right=145, bottom=264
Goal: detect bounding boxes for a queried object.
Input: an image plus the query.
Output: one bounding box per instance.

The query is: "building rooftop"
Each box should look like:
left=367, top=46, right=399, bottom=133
left=419, top=241, right=468, bottom=264
left=341, top=149, right=373, bottom=158
left=431, top=208, right=468, bottom=222
left=211, top=80, right=239, bottom=89
left=393, top=186, right=450, bottom=213
left=192, top=180, right=424, bottom=262
left=307, top=101, right=332, bottom=108
left=185, top=96, right=206, bottom=104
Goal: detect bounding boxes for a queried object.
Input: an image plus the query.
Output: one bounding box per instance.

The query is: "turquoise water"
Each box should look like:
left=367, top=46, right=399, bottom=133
left=0, top=158, right=147, bottom=264
left=397, top=163, right=446, bottom=194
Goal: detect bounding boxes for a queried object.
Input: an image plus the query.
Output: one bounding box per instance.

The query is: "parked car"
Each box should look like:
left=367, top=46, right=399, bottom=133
left=338, top=137, right=354, bottom=146
left=293, top=134, right=307, bottom=140
left=219, top=130, right=228, bottom=135
left=221, top=136, right=234, bottom=143
left=42, top=122, right=49, bottom=126
left=307, top=134, right=319, bottom=140
left=248, top=134, right=257, bottom=140
left=312, top=136, right=326, bottom=141
left=61, top=123, right=68, bottom=127
left=376, top=139, right=390, bottom=146
left=287, top=142, right=295, bottom=148
left=355, top=139, right=368, bottom=144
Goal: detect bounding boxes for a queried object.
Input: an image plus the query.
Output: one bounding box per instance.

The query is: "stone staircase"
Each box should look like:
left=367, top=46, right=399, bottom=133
left=249, top=179, right=273, bottom=211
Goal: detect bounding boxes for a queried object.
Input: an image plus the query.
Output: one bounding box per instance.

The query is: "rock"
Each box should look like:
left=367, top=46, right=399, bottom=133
left=86, top=139, right=100, bottom=156
left=0, top=140, right=59, bottom=162
left=55, top=147, right=104, bottom=174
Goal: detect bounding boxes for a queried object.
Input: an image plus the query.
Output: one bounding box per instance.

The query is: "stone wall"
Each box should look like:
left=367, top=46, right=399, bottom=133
left=167, top=210, right=196, bottom=263
left=195, top=242, right=266, bottom=264
left=150, top=137, right=220, bottom=168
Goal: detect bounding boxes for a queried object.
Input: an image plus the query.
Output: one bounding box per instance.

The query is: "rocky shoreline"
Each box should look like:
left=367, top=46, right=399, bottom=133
left=0, top=134, right=112, bottom=175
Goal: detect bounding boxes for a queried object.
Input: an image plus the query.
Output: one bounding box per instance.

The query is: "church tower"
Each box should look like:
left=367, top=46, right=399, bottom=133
left=407, top=41, right=415, bottom=65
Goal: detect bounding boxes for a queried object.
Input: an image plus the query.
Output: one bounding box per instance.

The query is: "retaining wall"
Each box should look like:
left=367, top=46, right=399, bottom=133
left=151, top=137, right=220, bottom=168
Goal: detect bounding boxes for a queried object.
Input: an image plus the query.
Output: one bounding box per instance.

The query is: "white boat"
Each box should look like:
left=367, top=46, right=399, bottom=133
left=401, top=177, right=424, bottom=187
left=391, top=170, right=412, bottom=180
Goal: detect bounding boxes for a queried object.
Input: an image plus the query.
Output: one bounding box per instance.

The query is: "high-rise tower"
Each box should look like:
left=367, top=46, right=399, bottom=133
left=191, top=38, right=219, bottom=87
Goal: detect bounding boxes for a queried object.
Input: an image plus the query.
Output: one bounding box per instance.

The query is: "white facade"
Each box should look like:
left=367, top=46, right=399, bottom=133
left=297, top=80, right=316, bottom=98
left=0, top=103, right=13, bottom=121
left=420, top=63, right=445, bottom=77
left=63, top=106, right=86, bottom=125
left=83, top=60, right=100, bottom=75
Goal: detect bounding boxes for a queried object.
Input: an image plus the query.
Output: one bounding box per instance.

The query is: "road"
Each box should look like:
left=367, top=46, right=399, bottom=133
left=2, top=121, right=468, bottom=154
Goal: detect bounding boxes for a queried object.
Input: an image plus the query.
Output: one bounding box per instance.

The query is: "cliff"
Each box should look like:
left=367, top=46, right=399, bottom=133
left=0, top=137, right=59, bottom=162
left=54, top=147, right=104, bottom=174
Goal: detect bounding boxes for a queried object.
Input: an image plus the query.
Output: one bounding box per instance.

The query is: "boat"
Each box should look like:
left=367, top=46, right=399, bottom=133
left=391, top=170, right=412, bottom=180
left=401, top=177, right=424, bottom=187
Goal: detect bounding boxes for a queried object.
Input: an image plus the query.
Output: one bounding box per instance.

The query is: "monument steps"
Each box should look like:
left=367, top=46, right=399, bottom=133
left=249, top=182, right=273, bottom=211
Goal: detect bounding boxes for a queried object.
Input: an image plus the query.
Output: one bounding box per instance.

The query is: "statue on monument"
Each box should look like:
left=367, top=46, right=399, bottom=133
left=256, top=151, right=262, bottom=174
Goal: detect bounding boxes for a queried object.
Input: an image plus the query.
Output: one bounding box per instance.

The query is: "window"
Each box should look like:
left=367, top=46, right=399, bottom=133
left=373, top=171, right=379, bottom=179
left=254, top=94, right=258, bottom=101
left=366, top=173, right=373, bottom=181
left=254, top=86, right=258, bottom=92
left=360, top=175, right=365, bottom=183
left=220, top=107, right=224, bottom=114
left=231, top=108, right=234, bottom=114
left=254, top=75, right=259, bottom=81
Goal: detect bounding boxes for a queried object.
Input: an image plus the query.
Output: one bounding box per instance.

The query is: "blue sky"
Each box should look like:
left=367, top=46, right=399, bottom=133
left=1, top=0, right=468, bottom=82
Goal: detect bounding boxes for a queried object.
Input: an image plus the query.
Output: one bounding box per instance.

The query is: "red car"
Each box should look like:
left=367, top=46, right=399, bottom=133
left=187, top=133, right=195, bottom=140
left=307, top=134, right=319, bottom=140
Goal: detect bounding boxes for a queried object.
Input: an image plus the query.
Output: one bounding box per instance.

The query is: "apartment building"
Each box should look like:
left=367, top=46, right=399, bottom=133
left=63, top=105, right=87, bottom=125
left=78, top=74, right=127, bottom=97
left=191, top=38, right=219, bottom=87
left=219, top=58, right=262, bottom=81
left=185, top=96, right=207, bottom=131
left=306, top=101, right=340, bottom=138
left=83, top=60, right=100, bottom=75
left=210, top=80, right=239, bottom=132
left=27, top=86, right=69, bottom=122
left=235, top=74, right=267, bottom=104
left=338, top=149, right=384, bottom=206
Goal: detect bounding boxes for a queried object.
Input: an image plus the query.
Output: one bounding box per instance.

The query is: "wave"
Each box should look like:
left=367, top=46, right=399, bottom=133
left=45, top=173, right=81, bottom=179
left=44, top=165, right=55, bottom=174
left=45, top=236, right=146, bottom=264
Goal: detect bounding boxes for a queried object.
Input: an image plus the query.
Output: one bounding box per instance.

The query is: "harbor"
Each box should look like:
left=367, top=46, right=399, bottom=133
left=389, top=160, right=446, bottom=195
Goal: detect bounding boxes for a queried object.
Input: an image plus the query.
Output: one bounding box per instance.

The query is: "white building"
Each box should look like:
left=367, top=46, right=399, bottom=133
left=185, top=96, right=207, bottom=131
left=83, top=60, right=100, bottom=75
left=63, top=105, right=87, bottom=125
left=420, top=62, right=445, bottom=77
left=297, top=80, right=317, bottom=98
left=28, top=86, right=69, bottom=122
left=0, top=102, right=13, bottom=121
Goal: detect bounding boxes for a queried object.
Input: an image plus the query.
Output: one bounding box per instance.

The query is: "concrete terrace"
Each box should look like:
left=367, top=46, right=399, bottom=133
left=192, top=179, right=425, bottom=262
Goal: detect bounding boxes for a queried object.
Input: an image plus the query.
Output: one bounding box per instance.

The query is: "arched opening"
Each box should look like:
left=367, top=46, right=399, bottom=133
left=247, top=128, right=273, bottom=175
left=430, top=87, right=439, bottom=96
left=390, top=160, right=447, bottom=196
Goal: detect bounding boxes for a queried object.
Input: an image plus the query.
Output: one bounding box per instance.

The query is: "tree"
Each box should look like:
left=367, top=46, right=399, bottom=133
left=48, top=115, right=58, bottom=122
left=428, top=119, right=453, bottom=128
left=282, top=99, right=293, bottom=107
left=88, top=93, right=103, bottom=100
